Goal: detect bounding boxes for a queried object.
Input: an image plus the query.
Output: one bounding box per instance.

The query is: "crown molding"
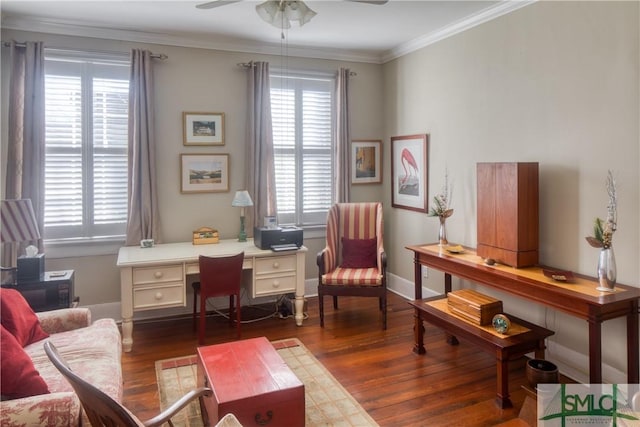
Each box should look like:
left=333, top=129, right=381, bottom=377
left=381, top=0, right=536, bottom=64
left=0, top=15, right=382, bottom=64
left=2, top=1, right=536, bottom=65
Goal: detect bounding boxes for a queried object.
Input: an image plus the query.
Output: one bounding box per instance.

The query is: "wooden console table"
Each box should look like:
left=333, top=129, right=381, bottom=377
left=406, top=244, right=640, bottom=384
left=117, top=239, right=307, bottom=352
left=409, top=296, right=554, bottom=408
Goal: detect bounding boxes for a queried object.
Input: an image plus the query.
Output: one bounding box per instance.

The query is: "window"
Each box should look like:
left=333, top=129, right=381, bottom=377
left=44, top=52, right=129, bottom=242
left=270, top=72, right=334, bottom=227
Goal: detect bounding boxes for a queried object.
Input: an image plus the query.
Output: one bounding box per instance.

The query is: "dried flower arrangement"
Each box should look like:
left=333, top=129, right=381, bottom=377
left=585, top=170, right=617, bottom=249
left=428, top=170, right=453, bottom=219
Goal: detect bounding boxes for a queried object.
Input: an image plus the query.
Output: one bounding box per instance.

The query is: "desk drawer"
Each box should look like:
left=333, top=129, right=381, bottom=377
left=133, top=283, right=184, bottom=310
left=255, top=255, right=296, bottom=275
left=133, top=265, right=183, bottom=285
left=254, top=274, right=296, bottom=297
left=185, top=259, right=253, bottom=276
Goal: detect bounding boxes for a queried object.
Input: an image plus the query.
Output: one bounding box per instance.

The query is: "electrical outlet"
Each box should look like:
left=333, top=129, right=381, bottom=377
left=422, top=265, right=429, bottom=278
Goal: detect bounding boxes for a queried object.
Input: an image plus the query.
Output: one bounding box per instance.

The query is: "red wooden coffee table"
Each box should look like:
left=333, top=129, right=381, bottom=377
left=196, top=337, right=304, bottom=427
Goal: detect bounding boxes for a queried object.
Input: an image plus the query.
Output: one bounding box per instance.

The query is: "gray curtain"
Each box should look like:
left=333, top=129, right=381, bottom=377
left=125, top=49, right=161, bottom=246
left=246, top=61, right=277, bottom=231
left=3, top=41, right=45, bottom=265
left=334, top=68, right=351, bottom=203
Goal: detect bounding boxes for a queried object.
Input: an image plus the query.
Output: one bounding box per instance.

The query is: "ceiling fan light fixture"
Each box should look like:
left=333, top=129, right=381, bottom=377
left=256, top=0, right=316, bottom=29
left=285, top=1, right=316, bottom=25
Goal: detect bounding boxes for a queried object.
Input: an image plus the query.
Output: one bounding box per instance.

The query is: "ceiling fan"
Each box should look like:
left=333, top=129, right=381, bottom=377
left=196, top=0, right=389, bottom=29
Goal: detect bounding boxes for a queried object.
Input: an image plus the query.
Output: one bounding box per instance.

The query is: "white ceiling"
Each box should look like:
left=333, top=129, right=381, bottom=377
left=0, top=0, right=533, bottom=63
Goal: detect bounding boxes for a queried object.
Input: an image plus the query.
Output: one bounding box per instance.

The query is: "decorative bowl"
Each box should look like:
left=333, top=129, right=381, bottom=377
left=445, top=245, right=465, bottom=254
left=526, top=359, right=559, bottom=389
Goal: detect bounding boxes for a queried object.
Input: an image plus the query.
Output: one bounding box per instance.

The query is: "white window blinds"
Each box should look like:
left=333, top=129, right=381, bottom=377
left=44, top=54, right=129, bottom=240
left=270, top=73, right=334, bottom=226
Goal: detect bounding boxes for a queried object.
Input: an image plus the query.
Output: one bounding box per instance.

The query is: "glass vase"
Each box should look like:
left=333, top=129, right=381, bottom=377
left=596, top=246, right=616, bottom=292
left=438, top=217, right=448, bottom=246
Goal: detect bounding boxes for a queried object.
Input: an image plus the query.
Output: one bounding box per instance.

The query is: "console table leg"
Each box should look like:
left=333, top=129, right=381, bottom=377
left=627, top=305, right=639, bottom=383
left=588, top=319, right=603, bottom=383
left=496, top=355, right=512, bottom=409
left=446, top=334, right=459, bottom=345
left=414, top=256, right=423, bottom=300
left=444, top=273, right=452, bottom=294
left=413, top=310, right=426, bottom=354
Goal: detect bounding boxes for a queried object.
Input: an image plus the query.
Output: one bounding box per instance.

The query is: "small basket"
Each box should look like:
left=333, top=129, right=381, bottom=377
left=192, top=227, right=219, bottom=245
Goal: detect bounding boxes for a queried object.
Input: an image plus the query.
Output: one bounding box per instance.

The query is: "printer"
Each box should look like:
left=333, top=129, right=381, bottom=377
left=254, top=226, right=303, bottom=251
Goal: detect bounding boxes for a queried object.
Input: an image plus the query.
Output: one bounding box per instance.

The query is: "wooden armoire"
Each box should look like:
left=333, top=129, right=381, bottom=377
left=476, top=162, right=539, bottom=268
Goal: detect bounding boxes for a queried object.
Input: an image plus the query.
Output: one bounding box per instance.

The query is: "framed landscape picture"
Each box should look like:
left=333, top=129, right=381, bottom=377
left=391, top=134, right=429, bottom=213
left=180, top=154, right=229, bottom=193
left=352, top=140, right=382, bottom=184
left=183, top=112, right=225, bottom=146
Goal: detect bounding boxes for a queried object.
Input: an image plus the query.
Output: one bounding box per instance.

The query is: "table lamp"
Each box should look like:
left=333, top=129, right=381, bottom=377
left=1, top=199, right=41, bottom=284
left=231, top=190, right=253, bottom=242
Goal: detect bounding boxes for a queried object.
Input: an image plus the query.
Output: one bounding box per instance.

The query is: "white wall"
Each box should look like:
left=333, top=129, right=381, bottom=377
left=382, top=1, right=639, bottom=382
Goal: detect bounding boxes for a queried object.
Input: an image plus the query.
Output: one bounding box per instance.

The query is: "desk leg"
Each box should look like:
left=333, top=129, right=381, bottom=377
left=413, top=309, right=425, bottom=354
left=120, top=267, right=134, bottom=352
left=294, top=251, right=305, bottom=326
left=294, top=296, right=304, bottom=326
left=627, top=304, right=639, bottom=383
left=588, top=319, right=603, bottom=383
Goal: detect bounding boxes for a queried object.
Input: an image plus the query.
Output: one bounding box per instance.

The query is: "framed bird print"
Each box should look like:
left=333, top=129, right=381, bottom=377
left=391, top=134, right=429, bottom=213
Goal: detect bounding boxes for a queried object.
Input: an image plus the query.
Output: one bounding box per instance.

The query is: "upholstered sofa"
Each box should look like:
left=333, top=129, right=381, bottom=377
left=0, top=288, right=122, bottom=427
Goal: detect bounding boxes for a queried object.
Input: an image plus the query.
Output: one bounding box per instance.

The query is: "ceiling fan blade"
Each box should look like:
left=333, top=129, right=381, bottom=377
left=347, top=0, right=389, bottom=4
left=196, top=0, right=242, bottom=10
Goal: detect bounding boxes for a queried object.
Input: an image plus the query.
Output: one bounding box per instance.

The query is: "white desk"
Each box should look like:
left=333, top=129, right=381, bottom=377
left=117, top=239, right=307, bottom=352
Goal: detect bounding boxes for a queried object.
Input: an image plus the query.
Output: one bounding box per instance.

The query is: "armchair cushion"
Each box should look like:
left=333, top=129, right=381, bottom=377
left=0, top=288, right=49, bottom=346
left=322, top=267, right=382, bottom=286
left=1, top=324, right=49, bottom=399
left=341, top=237, right=377, bottom=268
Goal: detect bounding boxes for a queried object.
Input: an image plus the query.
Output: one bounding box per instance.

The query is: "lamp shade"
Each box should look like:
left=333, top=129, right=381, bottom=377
left=1, top=199, right=41, bottom=243
left=231, top=191, right=254, bottom=208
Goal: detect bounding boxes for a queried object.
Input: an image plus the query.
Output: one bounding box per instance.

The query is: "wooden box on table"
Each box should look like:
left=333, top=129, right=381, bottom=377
left=196, top=337, right=304, bottom=427
left=447, top=289, right=503, bottom=325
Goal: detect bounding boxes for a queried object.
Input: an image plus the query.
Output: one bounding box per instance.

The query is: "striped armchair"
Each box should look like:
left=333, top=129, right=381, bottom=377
left=317, top=202, right=387, bottom=329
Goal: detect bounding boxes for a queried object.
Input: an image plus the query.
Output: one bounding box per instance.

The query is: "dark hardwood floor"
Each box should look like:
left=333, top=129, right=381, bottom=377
left=121, top=292, right=533, bottom=426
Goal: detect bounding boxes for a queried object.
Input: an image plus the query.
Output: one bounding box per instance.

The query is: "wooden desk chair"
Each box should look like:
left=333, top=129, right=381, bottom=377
left=192, top=252, right=244, bottom=345
left=43, top=341, right=212, bottom=427
left=317, top=202, right=387, bottom=329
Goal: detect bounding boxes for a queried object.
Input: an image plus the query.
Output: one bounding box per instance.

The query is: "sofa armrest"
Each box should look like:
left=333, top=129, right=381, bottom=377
left=37, top=308, right=91, bottom=335
left=0, top=391, right=81, bottom=427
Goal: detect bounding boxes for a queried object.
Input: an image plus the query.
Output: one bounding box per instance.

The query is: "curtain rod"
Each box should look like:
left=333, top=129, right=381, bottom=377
left=237, top=62, right=356, bottom=76
left=2, top=42, right=168, bottom=60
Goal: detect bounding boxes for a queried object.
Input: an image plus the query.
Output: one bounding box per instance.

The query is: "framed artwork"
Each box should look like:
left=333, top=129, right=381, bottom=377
left=391, top=134, right=429, bottom=213
left=180, top=154, right=229, bottom=193
left=183, top=112, right=225, bottom=146
left=352, top=140, right=382, bottom=184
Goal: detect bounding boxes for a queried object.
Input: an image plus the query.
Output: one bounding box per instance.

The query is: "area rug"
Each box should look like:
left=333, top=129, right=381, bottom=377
left=155, top=338, right=379, bottom=427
